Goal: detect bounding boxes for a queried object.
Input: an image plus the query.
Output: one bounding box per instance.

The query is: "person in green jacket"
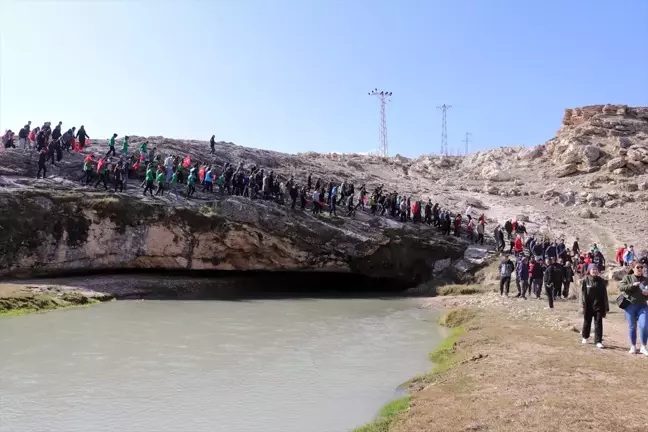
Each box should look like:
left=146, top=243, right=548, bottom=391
left=187, top=173, right=196, bottom=197
left=143, top=166, right=155, bottom=196
left=139, top=141, right=148, bottom=162
left=155, top=170, right=165, bottom=196
left=170, top=170, right=179, bottom=199
left=106, top=133, right=117, bottom=157
left=176, top=161, right=185, bottom=184
left=216, top=174, right=225, bottom=197
left=83, top=157, right=94, bottom=185
left=94, top=159, right=109, bottom=189
left=619, top=263, right=648, bottom=355
left=122, top=136, right=129, bottom=155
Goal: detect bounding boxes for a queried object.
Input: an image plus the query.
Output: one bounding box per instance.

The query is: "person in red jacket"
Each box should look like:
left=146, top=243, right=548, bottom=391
left=514, top=234, right=524, bottom=254
left=616, top=244, right=627, bottom=266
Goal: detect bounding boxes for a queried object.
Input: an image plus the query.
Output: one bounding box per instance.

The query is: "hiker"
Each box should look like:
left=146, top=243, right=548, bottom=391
left=517, top=256, right=530, bottom=299
left=18, top=121, right=31, bottom=150
left=616, top=244, right=627, bottom=266
left=619, top=262, right=648, bottom=355
left=543, top=257, right=563, bottom=309
left=107, top=133, right=117, bottom=157
left=203, top=167, right=213, bottom=193
left=36, top=147, right=47, bottom=178
left=210, top=135, right=216, bottom=154
left=476, top=220, right=485, bottom=245
left=169, top=169, right=179, bottom=199
left=514, top=234, right=524, bottom=254
left=572, top=238, right=581, bottom=256
left=499, top=255, right=515, bottom=296
left=562, top=259, right=574, bottom=299
left=466, top=218, right=475, bottom=242
left=504, top=220, right=513, bottom=240
left=114, top=165, right=124, bottom=192
left=187, top=170, right=196, bottom=197
left=83, top=155, right=94, bottom=184
left=530, top=257, right=545, bottom=299
left=155, top=169, right=165, bottom=196
left=624, top=245, right=636, bottom=266
left=75, top=125, right=89, bottom=149
left=94, top=158, right=109, bottom=190
left=143, top=165, right=155, bottom=196
left=580, top=264, right=609, bottom=349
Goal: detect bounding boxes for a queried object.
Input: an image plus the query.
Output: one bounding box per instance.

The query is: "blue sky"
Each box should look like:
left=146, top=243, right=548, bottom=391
left=1, top=0, right=647, bottom=157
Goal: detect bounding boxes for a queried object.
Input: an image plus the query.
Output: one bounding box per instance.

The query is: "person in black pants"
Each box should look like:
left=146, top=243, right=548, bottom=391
left=36, top=148, right=47, bottom=178
left=499, top=255, right=515, bottom=296
left=543, top=257, right=564, bottom=309
left=581, top=264, right=609, bottom=348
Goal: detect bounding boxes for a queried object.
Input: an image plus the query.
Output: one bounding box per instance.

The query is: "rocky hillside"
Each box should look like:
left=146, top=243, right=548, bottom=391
left=0, top=104, right=646, bottom=282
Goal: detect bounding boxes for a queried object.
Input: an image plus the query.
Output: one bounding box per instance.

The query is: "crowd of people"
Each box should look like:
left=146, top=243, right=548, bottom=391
left=495, top=231, right=648, bottom=356
left=4, top=121, right=648, bottom=357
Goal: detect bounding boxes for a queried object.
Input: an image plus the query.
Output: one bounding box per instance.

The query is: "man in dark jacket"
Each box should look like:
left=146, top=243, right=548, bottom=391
left=545, top=242, right=558, bottom=260
left=75, top=126, right=89, bottom=149
left=504, top=220, right=513, bottom=240
left=581, top=264, right=609, bottom=348
left=543, top=257, right=563, bottom=308
left=562, top=259, right=574, bottom=299
left=572, top=238, right=581, bottom=256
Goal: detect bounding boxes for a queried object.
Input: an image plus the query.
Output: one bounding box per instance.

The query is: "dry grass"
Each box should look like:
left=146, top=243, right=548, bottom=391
left=437, top=284, right=485, bottom=296
left=390, top=302, right=648, bottom=432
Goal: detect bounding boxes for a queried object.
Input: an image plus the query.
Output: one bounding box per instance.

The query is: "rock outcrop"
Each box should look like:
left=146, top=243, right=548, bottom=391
left=0, top=189, right=467, bottom=286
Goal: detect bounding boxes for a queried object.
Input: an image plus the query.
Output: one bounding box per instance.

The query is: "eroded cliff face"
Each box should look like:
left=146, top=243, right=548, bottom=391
left=0, top=190, right=467, bottom=286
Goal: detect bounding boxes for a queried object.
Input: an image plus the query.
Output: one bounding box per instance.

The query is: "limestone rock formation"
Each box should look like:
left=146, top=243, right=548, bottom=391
left=0, top=190, right=466, bottom=286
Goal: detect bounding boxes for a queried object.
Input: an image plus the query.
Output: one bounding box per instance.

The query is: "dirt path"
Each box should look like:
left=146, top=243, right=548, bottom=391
left=386, top=291, right=648, bottom=432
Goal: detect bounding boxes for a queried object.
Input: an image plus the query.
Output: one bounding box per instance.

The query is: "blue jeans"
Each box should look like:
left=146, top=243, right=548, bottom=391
left=624, top=303, right=648, bottom=346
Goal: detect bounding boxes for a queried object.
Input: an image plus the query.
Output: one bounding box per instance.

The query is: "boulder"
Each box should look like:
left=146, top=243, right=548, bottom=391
left=640, top=182, right=648, bottom=191
left=485, top=185, right=499, bottom=195
left=542, top=188, right=559, bottom=198
left=554, top=164, right=578, bottom=178
left=604, top=200, right=620, bottom=208
left=621, top=182, right=639, bottom=192
left=481, top=166, right=512, bottom=182
left=618, top=136, right=633, bottom=149
left=515, top=214, right=530, bottom=222
left=558, top=192, right=576, bottom=206
left=607, top=157, right=627, bottom=171
left=578, top=208, right=595, bottom=219
left=582, top=145, right=601, bottom=162
left=433, top=258, right=452, bottom=273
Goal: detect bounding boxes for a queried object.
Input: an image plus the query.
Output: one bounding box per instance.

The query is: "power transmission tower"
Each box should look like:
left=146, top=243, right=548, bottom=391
left=368, top=89, right=392, bottom=157
left=436, top=104, right=452, bottom=155
left=462, top=132, right=472, bottom=155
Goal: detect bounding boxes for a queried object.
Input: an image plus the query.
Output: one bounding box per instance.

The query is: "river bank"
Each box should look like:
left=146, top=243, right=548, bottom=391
left=357, top=290, right=648, bottom=432
left=0, top=283, right=113, bottom=316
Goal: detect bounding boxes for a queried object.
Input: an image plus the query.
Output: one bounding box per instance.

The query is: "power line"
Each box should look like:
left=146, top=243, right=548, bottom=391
left=368, top=89, right=392, bottom=157
left=462, top=132, right=472, bottom=155
left=436, top=104, right=452, bottom=155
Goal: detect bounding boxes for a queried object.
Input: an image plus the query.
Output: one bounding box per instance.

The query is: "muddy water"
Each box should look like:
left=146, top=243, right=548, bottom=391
left=0, top=299, right=444, bottom=432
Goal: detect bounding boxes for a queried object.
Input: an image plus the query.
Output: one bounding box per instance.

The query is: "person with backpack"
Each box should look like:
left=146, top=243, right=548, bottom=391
left=580, top=264, right=609, bottom=349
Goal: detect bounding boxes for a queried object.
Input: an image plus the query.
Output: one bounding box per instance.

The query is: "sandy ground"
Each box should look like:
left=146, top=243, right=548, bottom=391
left=389, top=290, right=648, bottom=432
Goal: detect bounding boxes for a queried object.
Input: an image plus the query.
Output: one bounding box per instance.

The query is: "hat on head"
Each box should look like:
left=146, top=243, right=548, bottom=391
left=588, top=264, right=597, bottom=271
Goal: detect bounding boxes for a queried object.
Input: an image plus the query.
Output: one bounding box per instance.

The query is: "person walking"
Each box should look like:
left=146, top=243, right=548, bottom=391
left=499, top=255, right=515, bottom=296
left=106, top=133, right=117, bottom=157
left=619, top=262, right=648, bottom=355
left=476, top=221, right=485, bottom=245
left=580, top=264, right=609, bottom=349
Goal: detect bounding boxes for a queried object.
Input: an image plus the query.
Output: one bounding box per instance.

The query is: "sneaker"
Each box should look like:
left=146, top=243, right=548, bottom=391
left=596, top=343, right=604, bottom=349
left=582, top=338, right=588, bottom=344
left=629, top=346, right=637, bottom=354
left=640, top=346, right=648, bottom=356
